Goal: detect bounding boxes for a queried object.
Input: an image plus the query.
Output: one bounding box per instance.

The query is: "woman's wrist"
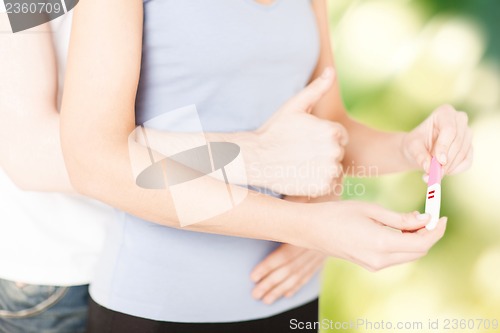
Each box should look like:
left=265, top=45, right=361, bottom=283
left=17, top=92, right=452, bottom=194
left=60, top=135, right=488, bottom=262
left=187, top=189, right=314, bottom=249
left=280, top=200, right=328, bottom=251
left=399, top=131, right=424, bottom=171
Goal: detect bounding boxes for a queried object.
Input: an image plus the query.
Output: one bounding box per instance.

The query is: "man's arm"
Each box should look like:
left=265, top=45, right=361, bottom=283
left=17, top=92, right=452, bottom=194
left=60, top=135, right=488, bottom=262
left=0, top=15, right=73, bottom=192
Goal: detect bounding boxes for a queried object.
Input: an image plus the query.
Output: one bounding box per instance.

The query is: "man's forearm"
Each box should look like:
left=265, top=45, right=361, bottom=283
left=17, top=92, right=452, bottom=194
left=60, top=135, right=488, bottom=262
left=0, top=111, right=74, bottom=192
left=134, top=128, right=263, bottom=186
left=0, top=14, right=71, bottom=192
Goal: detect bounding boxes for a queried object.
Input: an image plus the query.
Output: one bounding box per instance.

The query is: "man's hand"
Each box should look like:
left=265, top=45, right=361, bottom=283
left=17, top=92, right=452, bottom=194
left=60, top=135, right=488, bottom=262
left=249, top=67, right=348, bottom=197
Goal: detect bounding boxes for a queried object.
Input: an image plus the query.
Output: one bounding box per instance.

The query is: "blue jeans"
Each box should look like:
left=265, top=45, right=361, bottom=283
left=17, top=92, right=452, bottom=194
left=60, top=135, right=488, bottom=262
left=0, top=279, right=89, bottom=333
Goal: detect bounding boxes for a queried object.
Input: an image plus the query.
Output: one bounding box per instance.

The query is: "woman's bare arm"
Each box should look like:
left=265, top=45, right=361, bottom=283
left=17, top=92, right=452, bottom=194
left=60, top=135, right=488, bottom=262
left=310, top=0, right=472, bottom=176
left=60, top=0, right=446, bottom=271
left=60, top=0, right=319, bottom=242
left=309, top=0, right=412, bottom=175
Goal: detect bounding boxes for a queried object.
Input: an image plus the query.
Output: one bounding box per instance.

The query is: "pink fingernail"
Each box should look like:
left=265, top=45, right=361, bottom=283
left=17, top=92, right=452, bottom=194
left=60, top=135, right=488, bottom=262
left=422, top=174, right=429, bottom=183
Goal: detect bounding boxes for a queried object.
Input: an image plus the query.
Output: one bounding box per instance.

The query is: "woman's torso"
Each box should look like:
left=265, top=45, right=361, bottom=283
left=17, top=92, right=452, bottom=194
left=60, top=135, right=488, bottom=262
left=90, top=0, right=321, bottom=323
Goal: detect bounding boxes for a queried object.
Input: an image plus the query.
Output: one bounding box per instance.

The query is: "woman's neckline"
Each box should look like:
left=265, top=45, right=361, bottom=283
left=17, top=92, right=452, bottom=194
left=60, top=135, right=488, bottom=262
left=244, top=0, right=283, bottom=11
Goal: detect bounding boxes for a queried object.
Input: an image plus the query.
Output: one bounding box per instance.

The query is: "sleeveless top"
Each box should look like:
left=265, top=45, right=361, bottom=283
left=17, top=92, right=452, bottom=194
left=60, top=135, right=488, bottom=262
left=90, top=0, right=321, bottom=322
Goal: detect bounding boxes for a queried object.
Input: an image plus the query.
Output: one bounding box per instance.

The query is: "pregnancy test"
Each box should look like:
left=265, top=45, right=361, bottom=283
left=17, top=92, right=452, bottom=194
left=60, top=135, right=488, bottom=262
left=425, top=157, right=443, bottom=230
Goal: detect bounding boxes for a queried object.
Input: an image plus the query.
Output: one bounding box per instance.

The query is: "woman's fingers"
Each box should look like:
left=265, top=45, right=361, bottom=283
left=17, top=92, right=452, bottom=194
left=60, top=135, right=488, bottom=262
left=403, top=105, right=473, bottom=176
left=431, top=106, right=473, bottom=175
left=447, top=127, right=473, bottom=174
left=441, top=112, right=470, bottom=173
left=252, top=250, right=312, bottom=301
left=368, top=218, right=446, bottom=271
left=448, top=145, right=473, bottom=175
left=284, top=256, right=325, bottom=299
left=387, top=217, right=447, bottom=253
left=404, top=133, right=432, bottom=173
left=350, top=202, right=447, bottom=255
left=260, top=252, right=325, bottom=304
left=362, top=203, right=430, bottom=231
left=250, top=245, right=304, bottom=283
left=360, top=217, right=447, bottom=271
left=432, top=105, right=459, bottom=165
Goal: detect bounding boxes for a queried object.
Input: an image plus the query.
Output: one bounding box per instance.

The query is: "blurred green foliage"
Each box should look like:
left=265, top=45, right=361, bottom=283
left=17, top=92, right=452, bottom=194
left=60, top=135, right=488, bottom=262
left=421, top=0, right=500, bottom=59
left=320, top=1, right=500, bottom=332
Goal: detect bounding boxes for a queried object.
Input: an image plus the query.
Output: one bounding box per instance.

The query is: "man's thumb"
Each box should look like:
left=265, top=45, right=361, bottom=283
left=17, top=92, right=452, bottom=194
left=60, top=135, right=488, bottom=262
left=283, top=67, right=335, bottom=114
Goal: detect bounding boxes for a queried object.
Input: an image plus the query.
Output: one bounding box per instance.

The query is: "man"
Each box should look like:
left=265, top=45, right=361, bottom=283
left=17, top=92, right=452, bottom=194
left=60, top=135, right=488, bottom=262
left=0, top=11, right=112, bottom=333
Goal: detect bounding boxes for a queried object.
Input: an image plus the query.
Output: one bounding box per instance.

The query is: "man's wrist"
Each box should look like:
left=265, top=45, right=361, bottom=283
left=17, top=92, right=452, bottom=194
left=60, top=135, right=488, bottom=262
left=205, top=130, right=264, bottom=186
left=231, top=131, right=264, bottom=187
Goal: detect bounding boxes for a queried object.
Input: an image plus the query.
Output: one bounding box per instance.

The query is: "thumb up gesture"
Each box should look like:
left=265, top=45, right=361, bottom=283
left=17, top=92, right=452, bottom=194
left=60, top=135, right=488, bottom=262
left=251, top=68, right=348, bottom=197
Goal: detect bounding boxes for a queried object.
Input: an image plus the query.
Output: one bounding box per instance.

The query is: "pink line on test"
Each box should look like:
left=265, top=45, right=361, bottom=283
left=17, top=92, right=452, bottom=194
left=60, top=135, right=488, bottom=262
left=427, top=157, right=442, bottom=186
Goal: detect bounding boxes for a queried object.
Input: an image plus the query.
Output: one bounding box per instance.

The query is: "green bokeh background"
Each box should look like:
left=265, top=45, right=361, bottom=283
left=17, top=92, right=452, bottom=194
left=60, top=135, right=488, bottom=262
left=320, top=1, right=500, bottom=332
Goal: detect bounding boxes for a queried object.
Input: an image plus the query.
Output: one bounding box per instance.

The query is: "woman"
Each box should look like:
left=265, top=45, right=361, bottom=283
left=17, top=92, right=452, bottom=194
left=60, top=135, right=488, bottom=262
left=60, top=0, right=471, bottom=332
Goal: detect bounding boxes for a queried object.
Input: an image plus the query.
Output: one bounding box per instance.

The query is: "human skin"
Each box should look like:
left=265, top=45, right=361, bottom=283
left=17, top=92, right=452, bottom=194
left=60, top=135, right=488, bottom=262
left=0, top=22, right=345, bottom=197
left=0, top=8, right=342, bottom=309
left=129, top=69, right=348, bottom=198
left=0, top=17, right=73, bottom=193
left=250, top=0, right=472, bottom=304
left=60, top=0, right=464, bottom=275
left=1, top=0, right=468, bottom=307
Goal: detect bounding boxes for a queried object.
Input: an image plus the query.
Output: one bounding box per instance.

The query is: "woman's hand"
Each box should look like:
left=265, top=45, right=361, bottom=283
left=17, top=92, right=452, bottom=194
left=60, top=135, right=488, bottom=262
left=250, top=244, right=326, bottom=305
left=250, top=178, right=342, bottom=306
left=249, top=175, right=342, bottom=306
left=303, top=201, right=447, bottom=272
left=248, top=67, right=348, bottom=197
left=401, top=104, right=473, bottom=175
